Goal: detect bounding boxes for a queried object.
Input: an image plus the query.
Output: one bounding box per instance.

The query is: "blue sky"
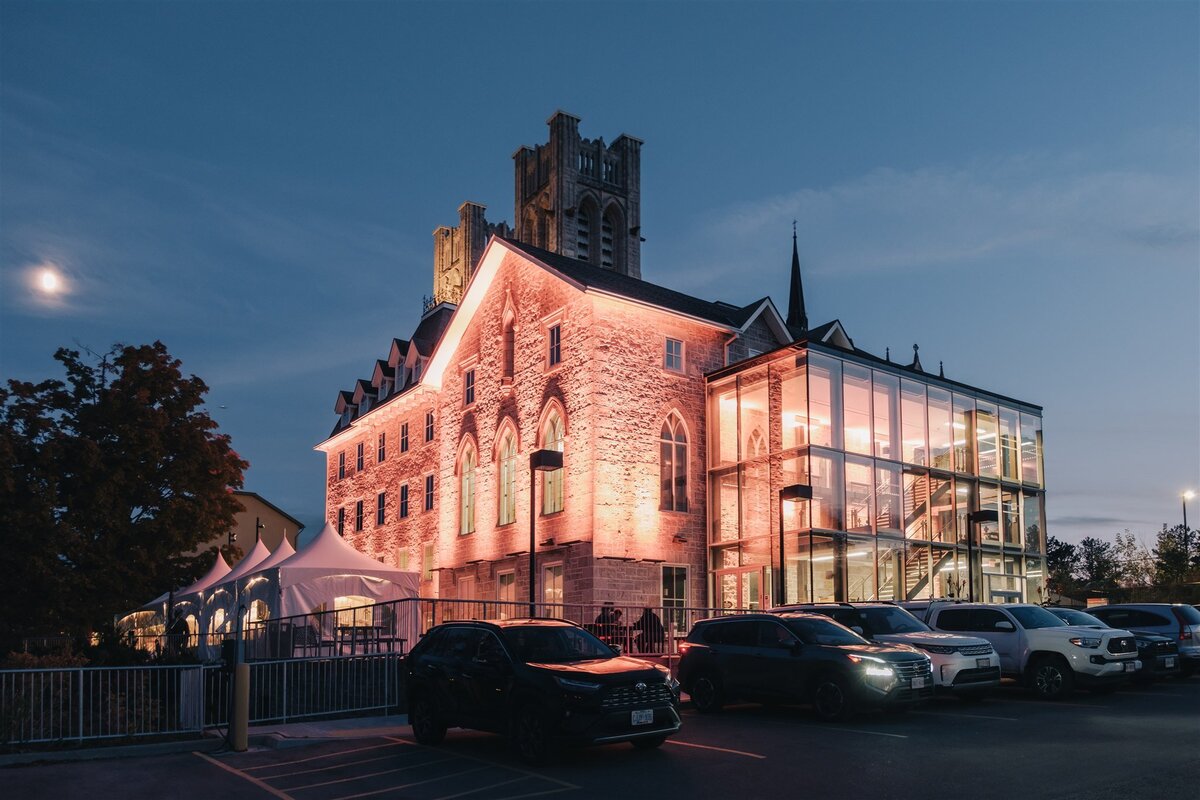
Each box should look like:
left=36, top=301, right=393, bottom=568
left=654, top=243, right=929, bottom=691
left=2, top=1, right=1197, bottom=547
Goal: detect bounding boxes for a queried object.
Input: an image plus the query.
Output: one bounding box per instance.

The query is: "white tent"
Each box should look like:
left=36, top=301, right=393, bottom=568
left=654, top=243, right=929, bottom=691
left=171, top=551, right=231, bottom=639
left=201, top=537, right=274, bottom=635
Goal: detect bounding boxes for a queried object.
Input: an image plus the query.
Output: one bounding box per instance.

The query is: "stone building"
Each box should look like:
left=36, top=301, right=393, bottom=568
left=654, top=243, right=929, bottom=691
left=316, top=112, right=1047, bottom=613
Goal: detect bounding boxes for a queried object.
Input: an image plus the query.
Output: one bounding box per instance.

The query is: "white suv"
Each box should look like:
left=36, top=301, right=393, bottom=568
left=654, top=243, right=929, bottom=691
left=774, top=603, right=1001, bottom=699
left=922, top=603, right=1140, bottom=699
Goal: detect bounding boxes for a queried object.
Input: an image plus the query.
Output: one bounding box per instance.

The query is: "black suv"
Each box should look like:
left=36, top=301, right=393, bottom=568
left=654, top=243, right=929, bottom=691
left=677, top=612, right=934, bottom=721
left=406, top=618, right=681, bottom=763
left=1045, top=607, right=1182, bottom=682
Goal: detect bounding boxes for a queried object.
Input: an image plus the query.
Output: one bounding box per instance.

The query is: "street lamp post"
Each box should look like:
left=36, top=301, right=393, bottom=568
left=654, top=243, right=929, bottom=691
left=1183, top=491, right=1195, bottom=565
left=529, top=449, right=564, bottom=617
left=777, top=484, right=813, bottom=607
left=966, top=510, right=999, bottom=601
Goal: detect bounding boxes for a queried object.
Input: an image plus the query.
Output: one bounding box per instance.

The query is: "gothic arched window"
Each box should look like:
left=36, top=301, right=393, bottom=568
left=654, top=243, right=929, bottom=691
left=660, top=414, right=688, bottom=512
left=459, top=442, right=477, bottom=536
left=540, top=408, right=565, bottom=514
left=602, top=204, right=623, bottom=272
left=502, top=310, right=515, bottom=381
left=498, top=430, right=517, bottom=525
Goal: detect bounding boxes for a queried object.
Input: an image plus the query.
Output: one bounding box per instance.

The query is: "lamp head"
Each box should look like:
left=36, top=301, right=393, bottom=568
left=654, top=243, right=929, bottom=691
left=1185, top=491, right=1196, bottom=501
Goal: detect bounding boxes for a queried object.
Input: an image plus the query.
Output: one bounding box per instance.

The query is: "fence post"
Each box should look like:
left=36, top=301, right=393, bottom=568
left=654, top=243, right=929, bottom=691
left=282, top=663, right=288, bottom=724
left=77, top=667, right=84, bottom=743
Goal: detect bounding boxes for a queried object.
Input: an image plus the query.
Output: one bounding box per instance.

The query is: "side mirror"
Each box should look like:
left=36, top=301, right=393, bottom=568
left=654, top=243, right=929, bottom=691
left=850, top=626, right=866, bottom=636
left=994, top=621, right=1016, bottom=632
left=610, top=644, right=623, bottom=656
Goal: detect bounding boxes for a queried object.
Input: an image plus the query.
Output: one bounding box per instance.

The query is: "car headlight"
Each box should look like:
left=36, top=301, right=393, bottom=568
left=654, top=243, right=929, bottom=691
left=554, top=676, right=602, bottom=692
left=1069, top=637, right=1102, bottom=649
left=849, top=654, right=898, bottom=690
left=655, top=665, right=681, bottom=692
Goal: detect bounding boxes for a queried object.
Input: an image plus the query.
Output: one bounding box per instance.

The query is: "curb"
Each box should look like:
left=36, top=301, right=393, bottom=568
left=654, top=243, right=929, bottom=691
left=0, top=733, right=224, bottom=768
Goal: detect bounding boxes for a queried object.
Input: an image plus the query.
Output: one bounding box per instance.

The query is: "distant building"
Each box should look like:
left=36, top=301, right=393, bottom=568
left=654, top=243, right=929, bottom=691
left=229, top=491, right=303, bottom=563
left=316, top=113, right=1046, bottom=612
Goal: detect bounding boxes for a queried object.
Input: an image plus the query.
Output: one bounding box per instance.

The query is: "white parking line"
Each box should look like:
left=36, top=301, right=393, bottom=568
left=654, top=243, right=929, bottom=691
left=287, top=756, right=458, bottom=791
left=384, top=736, right=580, bottom=791
left=819, top=726, right=908, bottom=739
left=240, top=740, right=405, bottom=771
left=432, top=775, right=530, bottom=799
left=330, top=766, right=490, bottom=800
left=1121, top=691, right=1188, bottom=698
left=912, top=710, right=1019, bottom=722
left=664, top=740, right=767, bottom=759
left=256, top=752, right=416, bottom=780
left=193, top=751, right=297, bottom=800
left=486, top=789, right=575, bottom=800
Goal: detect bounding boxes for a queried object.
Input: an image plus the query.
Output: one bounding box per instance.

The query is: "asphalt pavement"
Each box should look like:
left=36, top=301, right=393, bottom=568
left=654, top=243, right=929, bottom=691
left=6, top=677, right=1199, bottom=800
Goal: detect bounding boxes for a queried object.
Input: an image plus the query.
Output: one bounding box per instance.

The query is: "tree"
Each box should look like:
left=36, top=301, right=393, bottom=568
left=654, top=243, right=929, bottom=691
left=1152, top=523, right=1195, bottom=586
left=1076, top=536, right=1118, bottom=590
left=0, top=342, right=246, bottom=652
left=1045, top=535, right=1079, bottom=596
left=1113, top=529, right=1155, bottom=588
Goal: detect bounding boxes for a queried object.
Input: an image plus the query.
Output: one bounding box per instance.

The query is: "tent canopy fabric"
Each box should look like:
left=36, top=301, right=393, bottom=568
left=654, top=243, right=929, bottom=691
left=212, top=537, right=272, bottom=588
left=176, top=551, right=231, bottom=597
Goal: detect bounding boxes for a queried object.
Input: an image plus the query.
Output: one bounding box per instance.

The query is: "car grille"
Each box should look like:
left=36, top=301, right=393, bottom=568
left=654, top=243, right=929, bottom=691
left=1153, top=640, right=1179, bottom=655
left=1107, top=636, right=1137, bottom=655
left=957, top=644, right=992, bottom=656
left=893, top=660, right=933, bottom=680
left=600, top=682, right=674, bottom=709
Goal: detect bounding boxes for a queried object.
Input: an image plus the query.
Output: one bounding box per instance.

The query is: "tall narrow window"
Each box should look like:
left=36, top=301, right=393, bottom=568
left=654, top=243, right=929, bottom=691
left=338, top=452, right=346, bottom=480
left=662, top=566, right=687, bottom=631
left=576, top=208, right=591, bottom=262
left=664, top=338, right=683, bottom=372
left=422, top=544, right=434, bottom=581
left=355, top=500, right=364, bottom=531
left=460, top=444, right=476, bottom=536
left=660, top=414, right=688, bottom=511
left=425, top=411, right=435, bottom=442
left=356, top=442, right=364, bottom=471
left=464, top=369, right=475, bottom=406
left=601, top=212, right=615, bottom=269
left=502, top=314, right=515, bottom=380
left=424, top=474, right=435, bottom=511
left=376, top=492, right=386, bottom=525
left=399, top=484, right=409, bottom=518
left=377, top=432, right=386, bottom=462
left=498, top=431, right=517, bottom=525
left=337, top=508, right=345, bottom=536
left=543, top=564, right=564, bottom=608
left=541, top=409, right=565, bottom=514
left=548, top=324, right=562, bottom=367
left=401, top=423, right=409, bottom=453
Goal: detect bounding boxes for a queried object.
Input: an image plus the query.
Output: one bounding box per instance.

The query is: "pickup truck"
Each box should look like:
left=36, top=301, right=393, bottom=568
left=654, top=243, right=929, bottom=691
left=920, top=603, right=1140, bottom=699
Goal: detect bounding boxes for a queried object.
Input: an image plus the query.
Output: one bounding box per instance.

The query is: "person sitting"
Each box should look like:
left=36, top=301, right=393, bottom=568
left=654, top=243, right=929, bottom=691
left=631, top=607, right=665, bottom=653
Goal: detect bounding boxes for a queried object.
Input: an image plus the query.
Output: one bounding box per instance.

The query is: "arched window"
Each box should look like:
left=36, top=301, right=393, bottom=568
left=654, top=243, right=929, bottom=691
left=660, top=414, right=688, bottom=512
left=747, top=428, right=767, bottom=458
left=459, top=443, right=477, bottom=535
left=498, top=430, right=517, bottom=525
left=602, top=204, right=623, bottom=272
left=502, top=311, right=515, bottom=380
left=576, top=207, right=591, bottom=262
left=540, top=408, right=565, bottom=514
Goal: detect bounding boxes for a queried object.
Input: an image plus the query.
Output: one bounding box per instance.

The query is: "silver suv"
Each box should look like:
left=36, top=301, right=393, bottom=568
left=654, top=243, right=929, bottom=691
left=778, top=603, right=1000, bottom=699
left=1087, top=604, right=1200, bottom=676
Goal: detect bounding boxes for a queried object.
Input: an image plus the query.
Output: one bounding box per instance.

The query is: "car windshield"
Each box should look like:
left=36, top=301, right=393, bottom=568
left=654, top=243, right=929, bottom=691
left=859, top=606, right=930, bottom=635
left=1009, top=606, right=1068, bottom=630
left=501, top=625, right=615, bottom=663
left=785, top=617, right=870, bottom=646
left=1053, top=609, right=1106, bottom=627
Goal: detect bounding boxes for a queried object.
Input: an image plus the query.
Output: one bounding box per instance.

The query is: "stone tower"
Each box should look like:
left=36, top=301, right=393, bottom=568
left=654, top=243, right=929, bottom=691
left=512, top=111, right=643, bottom=279
left=432, top=201, right=513, bottom=306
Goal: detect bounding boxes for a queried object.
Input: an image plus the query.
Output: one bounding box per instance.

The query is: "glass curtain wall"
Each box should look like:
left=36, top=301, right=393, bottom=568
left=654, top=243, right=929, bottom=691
left=708, top=345, right=1046, bottom=606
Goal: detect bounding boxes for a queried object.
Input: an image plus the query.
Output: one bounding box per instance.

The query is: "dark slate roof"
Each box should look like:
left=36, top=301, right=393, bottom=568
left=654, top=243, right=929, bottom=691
left=501, top=238, right=769, bottom=329
left=411, top=306, right=455, bottom=354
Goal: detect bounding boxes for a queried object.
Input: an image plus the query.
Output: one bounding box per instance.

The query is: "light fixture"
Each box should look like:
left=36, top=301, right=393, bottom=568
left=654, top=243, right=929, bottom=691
left=672, top=534, right=688, bottom=544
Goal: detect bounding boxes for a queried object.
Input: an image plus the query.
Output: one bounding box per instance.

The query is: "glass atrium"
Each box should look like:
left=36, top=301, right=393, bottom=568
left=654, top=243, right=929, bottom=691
left=707, top=345, right=1045, bottom=610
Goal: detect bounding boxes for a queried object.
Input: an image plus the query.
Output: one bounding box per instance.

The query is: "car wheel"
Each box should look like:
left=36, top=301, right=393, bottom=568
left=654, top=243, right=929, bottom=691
left=512, top=705, right=558, bottom=765
left=631, top=735, right=668, bottom=750
left=811, top=674, right=853, bottom=722
left=409, top=696, right=446, bottom=745
left=1030, top=656, right=1074, bottom=700
left=689, top=674, right=724, bottom=713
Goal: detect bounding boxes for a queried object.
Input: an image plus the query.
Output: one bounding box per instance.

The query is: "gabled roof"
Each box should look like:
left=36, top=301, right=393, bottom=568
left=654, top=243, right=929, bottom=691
left=371, top=360, right=395, bottom=385
left=232, top=490, right=305, bottom=532
left=333, top=390, right=355, bottom=414
left=805, top=319, right=854, bottom=350
left=411, top=306, right=455, bottom=355
left=351, top=379, right=376, bottom=405
left=387, top=338, right=409, bottom=367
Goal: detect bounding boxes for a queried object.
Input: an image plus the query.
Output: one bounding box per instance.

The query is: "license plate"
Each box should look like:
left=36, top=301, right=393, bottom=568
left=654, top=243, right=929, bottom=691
left=631, top=709, right=654, bottom=726
left=976, top=658, right=990, bottom=668
left=1124, top=662, right=1137, bottom=673
left=911, top=677, right=926, bottom=689
left=1165, top=657, right=1176, bottom=668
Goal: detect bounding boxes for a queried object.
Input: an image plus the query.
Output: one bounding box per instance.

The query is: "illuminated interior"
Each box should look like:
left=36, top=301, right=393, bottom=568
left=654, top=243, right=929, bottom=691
left=707, top=345, right=1045, bottom=607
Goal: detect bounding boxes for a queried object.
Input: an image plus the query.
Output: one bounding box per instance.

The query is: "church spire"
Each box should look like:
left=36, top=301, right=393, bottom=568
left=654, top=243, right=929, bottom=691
left=787, top=221, right=808, bottom=333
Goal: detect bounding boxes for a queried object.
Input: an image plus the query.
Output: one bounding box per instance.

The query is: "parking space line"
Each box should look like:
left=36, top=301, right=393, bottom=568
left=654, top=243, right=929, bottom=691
left=286, top=756, right=457, bottom=791
left=664, top=740, right=766, bottom=759
left=193, top=751, right=297, bottom=800
left=383, top=736, right=580, bottom=791
left=1121, top=691, right=1188, bottom=698
left=432, top=775, right=530, bottom=799
left=241, top=741, right=405, bottom=771
left=330, top=766, right=489, bottom=800
left=485, top=789, right=575, bottom=800
left=912, top=710, right=1019, bottom=722
left=256, top=752, right=414, bottom=780
left=819, top=726, right=908, bottom=739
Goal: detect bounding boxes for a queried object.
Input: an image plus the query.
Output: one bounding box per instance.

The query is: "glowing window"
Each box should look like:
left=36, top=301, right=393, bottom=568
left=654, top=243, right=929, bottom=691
left=460, top=444, right=476, bottom=536
left=498, top=431, right=517, bottom=525
left=540, top=409, right=565, bottom=514
left=660, top=414, right=688, bottom=512
left=665, top=338, right=683, bottom=372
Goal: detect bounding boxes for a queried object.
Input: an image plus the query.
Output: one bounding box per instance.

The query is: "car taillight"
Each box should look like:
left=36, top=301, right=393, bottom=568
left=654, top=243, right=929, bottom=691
left=678, top=642, right=693, bottom=654
left=1170, top=608, right=1194, bottom=640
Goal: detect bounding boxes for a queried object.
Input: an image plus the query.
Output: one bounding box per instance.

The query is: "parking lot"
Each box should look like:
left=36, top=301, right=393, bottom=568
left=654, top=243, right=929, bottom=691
left=9, top=676, right=1198, bottom=800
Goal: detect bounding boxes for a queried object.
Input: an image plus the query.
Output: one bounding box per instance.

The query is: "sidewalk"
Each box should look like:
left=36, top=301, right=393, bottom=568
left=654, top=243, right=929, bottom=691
left=247, top=714, right=410, bottom=749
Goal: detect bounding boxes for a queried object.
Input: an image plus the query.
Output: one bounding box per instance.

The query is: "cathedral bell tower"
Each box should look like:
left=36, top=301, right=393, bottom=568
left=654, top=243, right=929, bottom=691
left=512, top=111, right=643, bottom=279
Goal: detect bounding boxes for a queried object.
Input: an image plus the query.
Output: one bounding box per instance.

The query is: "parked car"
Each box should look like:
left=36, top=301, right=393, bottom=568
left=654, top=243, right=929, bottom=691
left=922, top=603, right=1140, bottom=699
left=1044, top=607, right=1181, bottom=682
left=677, top=611, right=933, bottom=722
left=776, top=602, right=1001, bottom=699
left=1087, top=603, right=1200, bottom=676
left=406, top=618, right=681, bottom=763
